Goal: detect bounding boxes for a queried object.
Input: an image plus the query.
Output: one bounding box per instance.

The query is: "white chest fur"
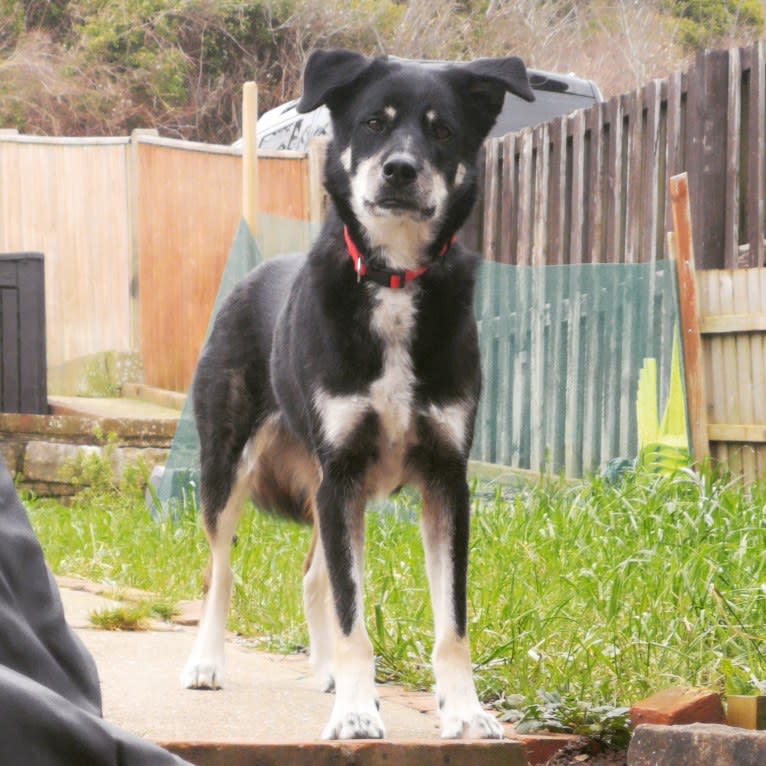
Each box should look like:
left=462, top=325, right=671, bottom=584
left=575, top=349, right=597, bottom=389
left=313, top=287, right=417, bottom=453
left=368, top=288, right=417, bottom=445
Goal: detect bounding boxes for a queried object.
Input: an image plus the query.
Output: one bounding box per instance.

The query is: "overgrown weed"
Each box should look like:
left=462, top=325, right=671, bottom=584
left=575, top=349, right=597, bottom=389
left=26, top=461, right=766, bottom=731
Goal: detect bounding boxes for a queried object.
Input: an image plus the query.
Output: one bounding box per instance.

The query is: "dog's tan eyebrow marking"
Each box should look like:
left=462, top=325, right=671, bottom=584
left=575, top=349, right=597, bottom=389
left=426, top=109, right=437, bottom=122
left=384, top=105, right=397, bottom=120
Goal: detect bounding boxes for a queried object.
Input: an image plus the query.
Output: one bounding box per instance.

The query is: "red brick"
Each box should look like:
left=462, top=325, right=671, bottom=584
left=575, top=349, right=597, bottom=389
left=630, top=687, right=725, bottom=728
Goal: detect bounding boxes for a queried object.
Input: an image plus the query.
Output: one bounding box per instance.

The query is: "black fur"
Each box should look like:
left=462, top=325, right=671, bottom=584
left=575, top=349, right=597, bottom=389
left=192, top=51, right=531, bottom=655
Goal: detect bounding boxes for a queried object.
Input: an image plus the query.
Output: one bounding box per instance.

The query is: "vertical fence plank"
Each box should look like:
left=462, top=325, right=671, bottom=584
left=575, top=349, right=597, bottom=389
left=758, top=271, right=766, bottom=476
left=569, top=110, right=586, bottom=264
left=703, top=271, right=729, bottom=468
left=580, top=265, right=601, bottom=471
left=532, top=124, right=549, bottom=267
left=687, top=49, right=731, bottom=269
left=664, top=71, right=685, bottom=248
left=746, top=41, right=765, bottom=267
left=643, top=80, right=663, bottom=263
left=564, top=286, right=583, bottom=476
left=482, top=138, right=501, bottom=263
left=516, top=130, right=534, bottom=266
left=529, top=266, right=546, bottom=471
left=625, top=90, right=643, bottom=263
left=496, top=266, right=514, bottom=466
left=499, top=134, right=517, bottom=264
left=732, top=268, right=756, bottom=479
left=510, top=267, right=528, bottom=465
left=725, top=48, right=741, bottom=269
left=544, top=266, right=565, bottom=471
left=605, top=97, right=624, bottom=264
left=586, top=103, right=605, bottom=262
left=548, top=116, right=567, bottom=265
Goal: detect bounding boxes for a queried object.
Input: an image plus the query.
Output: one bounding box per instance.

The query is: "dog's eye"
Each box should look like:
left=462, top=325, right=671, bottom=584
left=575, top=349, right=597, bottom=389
left=431, top=121, right=452, bottom=141
left=365, top=117, right=386, bottom=133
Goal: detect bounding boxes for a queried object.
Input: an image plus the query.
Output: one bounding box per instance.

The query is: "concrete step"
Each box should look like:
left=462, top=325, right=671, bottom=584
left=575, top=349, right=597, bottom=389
left=49, top=394, right=181, bottom=421
left=59, top=584, right=574, bottom=765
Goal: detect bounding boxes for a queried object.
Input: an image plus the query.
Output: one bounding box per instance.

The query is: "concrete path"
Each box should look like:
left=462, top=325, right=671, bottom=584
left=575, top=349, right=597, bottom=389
left=59, top=580, right=568, bottom=765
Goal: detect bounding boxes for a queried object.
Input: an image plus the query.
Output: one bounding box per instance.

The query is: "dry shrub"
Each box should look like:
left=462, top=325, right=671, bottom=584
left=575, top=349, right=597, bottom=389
left=0, top=0, right=764, bottom=140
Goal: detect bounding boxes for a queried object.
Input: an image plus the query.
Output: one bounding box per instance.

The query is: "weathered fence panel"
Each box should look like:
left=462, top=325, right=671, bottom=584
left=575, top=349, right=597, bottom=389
left=0, top=130, right=314, bottom=395
left=697, top=267, right=766, bottom=481
left=137, top=137, right=312, bottom=392
left=480, top=41, right=766, bottom=272
left=0, top=135, right=133, bottom=388
left=136, top=136, right=242, bottom=392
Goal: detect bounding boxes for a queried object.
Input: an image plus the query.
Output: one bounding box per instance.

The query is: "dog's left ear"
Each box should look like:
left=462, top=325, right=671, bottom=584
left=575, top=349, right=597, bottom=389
left=453, top=57, right=535, bottom=133
left=296, top=49, right=374, bottom=113
left=463, top=57, right=535, bottom=104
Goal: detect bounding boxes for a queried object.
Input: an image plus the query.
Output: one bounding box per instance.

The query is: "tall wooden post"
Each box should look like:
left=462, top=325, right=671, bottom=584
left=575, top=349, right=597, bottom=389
left=669, top=172, right=710, bottom=461
left=242, top=82, right=258, bottom=238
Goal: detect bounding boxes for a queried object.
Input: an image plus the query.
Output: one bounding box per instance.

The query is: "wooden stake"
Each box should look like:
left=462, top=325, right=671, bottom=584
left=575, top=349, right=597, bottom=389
left=242, top=81, right=258, bottom=238
left=669, top=172, right=710, bottom=460
left=308, top=136, right=328, bottom=228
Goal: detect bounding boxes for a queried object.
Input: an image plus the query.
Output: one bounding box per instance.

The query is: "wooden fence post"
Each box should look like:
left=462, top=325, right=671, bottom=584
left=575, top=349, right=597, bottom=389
left=669, top=172, right=710, bottom=461
left=308, top=136, right=328, bottom=228
left=242, top=81, right=258, bottom=238
left=685, top=49, right=730, bottom=269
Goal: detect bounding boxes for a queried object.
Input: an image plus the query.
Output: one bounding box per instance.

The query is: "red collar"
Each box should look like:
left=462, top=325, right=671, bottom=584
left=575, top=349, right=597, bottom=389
left=344, top=226, right=455, bottom=289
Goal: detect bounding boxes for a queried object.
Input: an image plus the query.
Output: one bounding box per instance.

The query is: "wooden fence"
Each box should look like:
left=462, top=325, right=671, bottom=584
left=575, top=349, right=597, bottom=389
left=0, top=130, right=315, bottom=394
left=698, top=267, right=766, bottom=480
left=476, top=42, right=766, bottom=481
left=478, top=41, right=766, bottom=270
left=136, top=136, right=242, bottom=392
left=0, top=135, right=133, bottom=383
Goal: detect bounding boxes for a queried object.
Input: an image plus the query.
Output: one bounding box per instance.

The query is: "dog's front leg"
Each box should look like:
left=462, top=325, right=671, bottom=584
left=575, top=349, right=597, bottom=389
left=420, top=474, right=503, bottom=739
left=315, top=476, right=384, bottom=740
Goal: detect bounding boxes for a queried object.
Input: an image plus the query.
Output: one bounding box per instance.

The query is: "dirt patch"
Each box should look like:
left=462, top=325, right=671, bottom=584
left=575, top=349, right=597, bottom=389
left=545, top=737, right=627, bottom=766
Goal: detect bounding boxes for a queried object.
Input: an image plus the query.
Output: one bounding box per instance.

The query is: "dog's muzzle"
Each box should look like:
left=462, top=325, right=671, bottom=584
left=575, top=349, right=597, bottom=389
left=369, top=153, right=436, bottom=219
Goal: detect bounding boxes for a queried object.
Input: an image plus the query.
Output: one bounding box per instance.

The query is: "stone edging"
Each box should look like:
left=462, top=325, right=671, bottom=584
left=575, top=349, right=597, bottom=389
left=0, top=412, right=175, bottom=496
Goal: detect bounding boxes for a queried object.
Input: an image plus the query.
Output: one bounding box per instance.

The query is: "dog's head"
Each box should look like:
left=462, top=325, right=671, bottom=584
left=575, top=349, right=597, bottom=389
left=297, top=50, right=534, bottom=271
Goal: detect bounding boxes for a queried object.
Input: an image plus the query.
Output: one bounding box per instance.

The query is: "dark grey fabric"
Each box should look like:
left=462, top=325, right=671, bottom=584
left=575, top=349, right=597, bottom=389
left=0, top=456, right=192, bottom=765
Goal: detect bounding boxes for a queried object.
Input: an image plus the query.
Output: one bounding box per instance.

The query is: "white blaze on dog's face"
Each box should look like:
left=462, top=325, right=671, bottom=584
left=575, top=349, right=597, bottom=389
left=338, top=72, right=463, bottom=271
left=297, top=53, right=535, bottom=273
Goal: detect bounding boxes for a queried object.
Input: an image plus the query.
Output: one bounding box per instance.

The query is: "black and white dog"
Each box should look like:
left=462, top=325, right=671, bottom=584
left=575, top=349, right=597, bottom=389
left=181, top=49, right=534, bottom=740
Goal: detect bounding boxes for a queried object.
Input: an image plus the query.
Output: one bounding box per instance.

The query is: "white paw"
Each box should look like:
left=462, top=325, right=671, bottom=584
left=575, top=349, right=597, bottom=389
left=440, top=707, right=504, bottom=739
left=180, top=656, right=225, bottom=690
left=321, top=709, right=385, bottom=740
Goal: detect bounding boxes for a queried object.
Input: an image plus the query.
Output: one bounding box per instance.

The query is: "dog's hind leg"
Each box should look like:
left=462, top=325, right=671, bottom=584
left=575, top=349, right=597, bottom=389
left=419, top=470, right=504, bottom=740
left=302, top=527, right=335, bottom=692
left=181, top=468, right=247, bottom=690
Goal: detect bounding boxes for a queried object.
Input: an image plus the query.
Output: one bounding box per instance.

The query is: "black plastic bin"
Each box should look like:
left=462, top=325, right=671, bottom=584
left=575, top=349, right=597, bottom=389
left=0, top=253, right=47, bottom=414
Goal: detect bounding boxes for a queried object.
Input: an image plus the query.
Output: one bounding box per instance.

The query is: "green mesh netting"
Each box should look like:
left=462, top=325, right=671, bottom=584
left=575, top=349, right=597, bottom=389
left=471, top=259, right=684, bottom=476
left=153, top=214, right=318, bottom=515
left=154, top=217, right=685, bottom=515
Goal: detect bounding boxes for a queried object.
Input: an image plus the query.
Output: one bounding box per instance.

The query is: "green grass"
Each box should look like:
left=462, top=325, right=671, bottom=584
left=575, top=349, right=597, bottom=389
left=24, top=465, right=766, bottom=715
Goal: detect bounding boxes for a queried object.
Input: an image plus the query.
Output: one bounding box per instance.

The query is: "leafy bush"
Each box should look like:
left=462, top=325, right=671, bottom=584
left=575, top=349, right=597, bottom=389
left=0, top=0, right=763, bottom=140
left=664, top=0, right=764, bottom=48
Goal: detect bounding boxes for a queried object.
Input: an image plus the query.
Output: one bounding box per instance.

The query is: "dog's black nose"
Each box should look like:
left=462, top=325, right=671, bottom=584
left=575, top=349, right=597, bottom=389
left=383, top=156, right=417, bottom=187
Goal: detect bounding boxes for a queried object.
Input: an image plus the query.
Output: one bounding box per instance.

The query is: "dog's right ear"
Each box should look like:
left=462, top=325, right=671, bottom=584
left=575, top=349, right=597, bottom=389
left=297, top=49, right=373, bottom=113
